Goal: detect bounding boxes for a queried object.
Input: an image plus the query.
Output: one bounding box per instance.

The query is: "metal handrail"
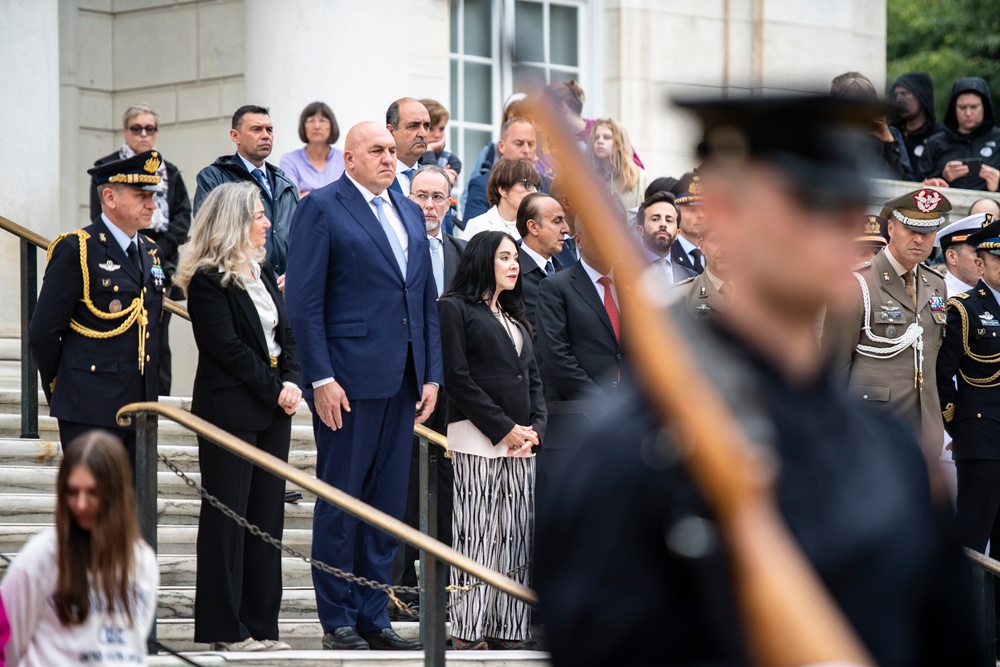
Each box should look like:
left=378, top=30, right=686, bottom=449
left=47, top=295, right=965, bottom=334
left=965, top=547, right=1000, bottom=577
left=116, top=401, right=532, bottom=604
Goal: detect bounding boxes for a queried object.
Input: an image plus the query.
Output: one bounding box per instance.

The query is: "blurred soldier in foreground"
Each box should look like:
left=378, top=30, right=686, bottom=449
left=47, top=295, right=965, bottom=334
left=535, top=96, right=979, bottom=667
left=938, top=217, right=1000, bottom=554
left=823, top=189, right=950, bottom=451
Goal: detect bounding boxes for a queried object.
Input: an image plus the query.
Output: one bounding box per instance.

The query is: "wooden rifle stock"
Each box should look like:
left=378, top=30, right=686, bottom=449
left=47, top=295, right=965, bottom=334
left=533, top=103, right=874, bottom=667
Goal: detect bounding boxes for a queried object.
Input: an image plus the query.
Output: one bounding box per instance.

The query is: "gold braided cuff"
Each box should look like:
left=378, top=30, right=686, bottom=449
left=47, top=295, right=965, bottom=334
left=943, top=403, right=956, bottom=423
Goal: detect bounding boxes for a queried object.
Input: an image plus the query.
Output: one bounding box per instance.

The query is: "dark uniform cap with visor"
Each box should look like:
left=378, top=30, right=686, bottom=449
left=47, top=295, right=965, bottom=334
left=935, top=212, right=993, bottom=250
left=87, top=150, right=164, bottom=192
left=966, top=216, right=1000, bottom=256
left=675, top=94, right=890, bottom=212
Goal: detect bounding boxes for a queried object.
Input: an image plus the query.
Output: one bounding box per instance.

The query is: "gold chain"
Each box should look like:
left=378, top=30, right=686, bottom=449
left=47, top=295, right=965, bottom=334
left=47, top=231, right=147, bottom=374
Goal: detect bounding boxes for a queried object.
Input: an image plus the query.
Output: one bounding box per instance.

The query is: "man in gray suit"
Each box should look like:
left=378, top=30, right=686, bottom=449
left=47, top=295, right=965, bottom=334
left=393, top=165, right=465, bottom=611
left=637, top=191, right=697, bottom=285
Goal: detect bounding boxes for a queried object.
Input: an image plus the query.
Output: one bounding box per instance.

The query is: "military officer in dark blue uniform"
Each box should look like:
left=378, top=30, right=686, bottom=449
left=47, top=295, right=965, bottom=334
left=938, top=216, right=1000, bottom=553
left=535, top=96, right=980, bottom=667
left=28, top=151, right=166, bottom=467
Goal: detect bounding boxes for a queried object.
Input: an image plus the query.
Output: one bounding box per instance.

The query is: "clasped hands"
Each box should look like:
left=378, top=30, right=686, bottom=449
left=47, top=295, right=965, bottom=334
left=502, top=424, right=538, bottom=457
left=277, top=383, right=302, bottom=416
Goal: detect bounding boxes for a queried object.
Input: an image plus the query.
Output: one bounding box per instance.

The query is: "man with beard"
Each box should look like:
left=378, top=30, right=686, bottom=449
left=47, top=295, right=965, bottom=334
left=194, top=105, right=299, bottom=277
left=920, top=77, right=1000, bottom=192
left=637, top=191, right=697, bottom=286
left=386, top=98, right=431, bottom=196
left=823, top=189, right=951, bottom=452
left=891, top=72, right=946, bottom=180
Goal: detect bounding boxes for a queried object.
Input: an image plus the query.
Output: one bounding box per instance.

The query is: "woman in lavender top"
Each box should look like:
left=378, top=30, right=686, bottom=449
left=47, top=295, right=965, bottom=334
left=279, top=101, right=345, bottom=197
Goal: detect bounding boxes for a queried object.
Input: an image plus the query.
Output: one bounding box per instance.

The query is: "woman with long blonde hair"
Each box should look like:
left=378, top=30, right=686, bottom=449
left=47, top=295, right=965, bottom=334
left=176, top=181, right=301, bottom=652
left=589, top=118, right=650, bottom=211
left=1, top=431, right=158, bottom=666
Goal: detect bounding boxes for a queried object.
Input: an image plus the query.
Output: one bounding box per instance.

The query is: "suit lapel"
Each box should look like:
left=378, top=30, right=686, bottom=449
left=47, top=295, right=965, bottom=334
left=336, top=181, right=405, bottom=283
left=234, top=281, right=269, bottom=356
left=387, top=188, right=421, bottom=285
left=443, top=235, right=460, bottom=291
left=569, top=263, right=615, bottom=336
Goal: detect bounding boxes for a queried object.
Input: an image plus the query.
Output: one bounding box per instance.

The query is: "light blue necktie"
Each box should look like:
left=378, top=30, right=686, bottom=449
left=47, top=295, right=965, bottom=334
left=372, top=196, right=408, bottom=277
left=430, top=236, right=444, bottom=297
left=251, top=167, right=272, bottom=199
left=403, top=168, right=417, bottom=182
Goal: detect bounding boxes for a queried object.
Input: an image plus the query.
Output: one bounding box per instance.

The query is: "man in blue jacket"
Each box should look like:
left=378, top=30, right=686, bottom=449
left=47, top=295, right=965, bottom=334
left=285, top=121, right=444, bottom=652
left=194, top=105, right=299, bottom=276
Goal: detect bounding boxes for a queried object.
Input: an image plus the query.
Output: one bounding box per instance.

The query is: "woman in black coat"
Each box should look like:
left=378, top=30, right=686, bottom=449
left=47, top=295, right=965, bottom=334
left=437, top=231, right=546, bottom=650
left=174, top=181, right=301, bottom=653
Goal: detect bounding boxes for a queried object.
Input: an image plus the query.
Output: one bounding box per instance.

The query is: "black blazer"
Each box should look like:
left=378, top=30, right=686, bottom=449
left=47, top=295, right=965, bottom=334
left=187, top=265, right=301, bottom=432
left=535, top=261, right=626, bottom=404
left=670, top=240, right=704, bottom=276
left=518, top=246, right=563, bottom=329
left=441, top=233, right=466, bottom=294
left=438, top=296, right=547, bottom=445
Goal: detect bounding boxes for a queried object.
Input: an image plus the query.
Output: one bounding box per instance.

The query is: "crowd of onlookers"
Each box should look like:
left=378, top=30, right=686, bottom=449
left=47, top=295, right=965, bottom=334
left=6, top=68, right=1000, bottom=664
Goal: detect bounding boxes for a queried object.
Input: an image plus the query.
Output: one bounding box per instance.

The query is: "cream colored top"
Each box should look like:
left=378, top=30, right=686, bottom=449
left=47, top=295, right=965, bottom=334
left=448, top=309, right=529, bottom=459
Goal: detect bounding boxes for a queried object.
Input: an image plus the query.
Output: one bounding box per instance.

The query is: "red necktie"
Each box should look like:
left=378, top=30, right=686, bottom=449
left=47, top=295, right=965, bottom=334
left=597, top=276, right=621, bottom=342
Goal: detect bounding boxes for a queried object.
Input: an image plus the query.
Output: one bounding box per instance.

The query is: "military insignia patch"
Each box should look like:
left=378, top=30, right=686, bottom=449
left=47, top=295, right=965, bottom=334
left=929, top=296, right=945, bottom=311
left=98, top=233, right=107, bottom=243
left=914, top=189, right=943, bottom=213
left=101, top=278, right=110, bottom=287
left=699, top=286, right=707, bottom=298
left=885, top=325, right=897, bottom=337
left=98, top=260, right=120, bottom=272
left=882, top=272, right=892, bottom=282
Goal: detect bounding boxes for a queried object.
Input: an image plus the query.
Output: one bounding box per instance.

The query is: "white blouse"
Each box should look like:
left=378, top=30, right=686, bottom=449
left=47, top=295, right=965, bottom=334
left=230, top=263, right=281, bottom=357
left=448, top=310, right=529, bottom=459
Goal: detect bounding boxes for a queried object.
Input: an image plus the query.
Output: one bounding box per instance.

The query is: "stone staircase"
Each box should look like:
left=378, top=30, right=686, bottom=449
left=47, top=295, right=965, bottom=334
left=0, top=388, right=550, bottom=666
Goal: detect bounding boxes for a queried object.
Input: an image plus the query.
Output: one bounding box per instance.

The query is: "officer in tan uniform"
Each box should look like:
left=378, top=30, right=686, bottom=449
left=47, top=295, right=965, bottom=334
left=671, top=222, right=732, bottom=320
left=823, top=188, right=951, bottom=451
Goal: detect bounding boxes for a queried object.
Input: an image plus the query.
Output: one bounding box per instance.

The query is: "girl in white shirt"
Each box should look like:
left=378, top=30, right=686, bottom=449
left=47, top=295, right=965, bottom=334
left=1, top=431, right=158, bottom=667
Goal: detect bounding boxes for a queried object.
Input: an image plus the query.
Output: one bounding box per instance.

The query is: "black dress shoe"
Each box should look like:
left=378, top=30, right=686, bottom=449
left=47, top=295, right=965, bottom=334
left=360, top=628, right=423, bottom=650
left=322, top=627, right=369, bottom=650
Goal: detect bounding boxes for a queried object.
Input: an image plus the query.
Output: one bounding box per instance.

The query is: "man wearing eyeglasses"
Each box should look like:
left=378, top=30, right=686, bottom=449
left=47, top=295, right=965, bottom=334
left=391, top=165, right=466, bottom=616
left=89, top=102, right=191, bottom=397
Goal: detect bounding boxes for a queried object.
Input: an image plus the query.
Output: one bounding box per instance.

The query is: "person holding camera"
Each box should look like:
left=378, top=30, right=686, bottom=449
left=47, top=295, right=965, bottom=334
left=919, top=77, right=1000, bottom=192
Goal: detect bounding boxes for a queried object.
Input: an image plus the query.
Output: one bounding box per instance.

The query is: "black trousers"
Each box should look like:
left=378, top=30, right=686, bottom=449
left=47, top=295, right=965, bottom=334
left=58, top=420, right=136, bottom=473
left=158, top=309, right=172, bottom=396
left=955, top=459, right=1000, bottom=553
left=193, top=412, right=291, bottom=643
left=393, top=400, right=454, bottom=602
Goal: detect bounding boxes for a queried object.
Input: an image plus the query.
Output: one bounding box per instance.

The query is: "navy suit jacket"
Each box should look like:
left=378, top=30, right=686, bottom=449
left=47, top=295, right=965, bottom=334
left=285, top=174, right=444, bottom=400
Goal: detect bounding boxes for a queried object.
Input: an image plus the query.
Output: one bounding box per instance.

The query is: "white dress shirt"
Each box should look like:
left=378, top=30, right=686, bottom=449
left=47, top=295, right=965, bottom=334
left=462, top=205, right=519, bottom=240
left=244, top=262, right=281, bottom=357
left=642, top=246, right=680, bottom=284
left=580, top=258, right=618, bottom=304
left=395, top=159, right=417, bottom=196
left=519, top=242, right=552, bottom=274
left=945, top=269, right=975, bottom=298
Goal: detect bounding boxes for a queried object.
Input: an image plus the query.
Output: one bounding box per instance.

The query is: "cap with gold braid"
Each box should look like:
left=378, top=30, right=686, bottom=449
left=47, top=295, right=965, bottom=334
left=671, top=171, right=704, bottom=206
left=87, top=150, right=164, bottom=192
left=856, top=214, right=889, bottom=247
left=936, top=212, right=994, bottom=249
left=966, top=215, right=1000, bottom=256
left=883, top=188, right=951, bottom=232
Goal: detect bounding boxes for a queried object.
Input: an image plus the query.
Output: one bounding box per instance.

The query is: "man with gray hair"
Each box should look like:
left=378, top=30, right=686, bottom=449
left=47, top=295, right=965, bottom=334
left=386, top=98, right=431, bottom=196
left=89, top=102, right=191, bottom=396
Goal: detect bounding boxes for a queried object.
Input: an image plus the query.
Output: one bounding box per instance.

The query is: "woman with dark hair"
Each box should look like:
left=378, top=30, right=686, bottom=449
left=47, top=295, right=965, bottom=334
left=175, top=181, right=301, bottom=652
left=1, top=431, right=158, bottom=666
left=461, top=158, right=542, bottom=240
left=279, top=101, right=344, bottom=197
left=437, top=231, right=547, bottom=650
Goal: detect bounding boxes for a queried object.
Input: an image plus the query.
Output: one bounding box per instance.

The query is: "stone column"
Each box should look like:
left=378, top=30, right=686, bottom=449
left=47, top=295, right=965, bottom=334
left=243, top=0, right=450, bottom=160
left=0, top=0, right=60, bottom=336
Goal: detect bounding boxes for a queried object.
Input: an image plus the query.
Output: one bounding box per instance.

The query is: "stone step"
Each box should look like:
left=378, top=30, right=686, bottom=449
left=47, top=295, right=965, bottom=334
left=0, top=389, right=316, bottom=428
left=0, top=414, right=318, bottom=450
left=158, top=587, right=318, bottom=620
left=148, top=651, right=550, bottom=667
left=0, top=523, right=313, bottom=555
left=0, top=494, right=316, bottom=528
left=0, top=438, right=317, bottom=474
left=0, top=553, right=317, bottom=587
left=0, top=466, right=316, bottom=501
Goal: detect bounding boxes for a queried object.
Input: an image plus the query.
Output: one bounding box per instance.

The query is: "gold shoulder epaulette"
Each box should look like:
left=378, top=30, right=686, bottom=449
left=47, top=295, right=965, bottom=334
left=46, top=230, right=89, bottom=263
left=952, top=292, right=971, bottom=300
left=921, top=262, right=945, bottom=279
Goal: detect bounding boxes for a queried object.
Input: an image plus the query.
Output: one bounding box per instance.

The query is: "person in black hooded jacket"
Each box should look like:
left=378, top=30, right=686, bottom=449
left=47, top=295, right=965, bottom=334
left=919, top=76, right=1000, bottom=192
left=891, top=71, right=946, bottom=180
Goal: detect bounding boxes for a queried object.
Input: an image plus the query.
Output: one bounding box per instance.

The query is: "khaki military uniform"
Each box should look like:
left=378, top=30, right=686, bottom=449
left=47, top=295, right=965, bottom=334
left=823, top=247, right=947, bottom=450
left=672, top=271, right=728, bottom=320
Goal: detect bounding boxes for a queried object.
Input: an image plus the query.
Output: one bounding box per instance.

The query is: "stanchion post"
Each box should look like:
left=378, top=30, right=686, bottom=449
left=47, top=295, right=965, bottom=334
left=134, top=412, right=158, bottom=653
left=19, top=239, right=38, bottom=439
left=418, top=436, right=446, bottom=666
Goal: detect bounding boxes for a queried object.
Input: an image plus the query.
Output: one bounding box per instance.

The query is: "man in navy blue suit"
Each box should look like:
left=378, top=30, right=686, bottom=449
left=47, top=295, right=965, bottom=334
left=285, top=121, right=444, bottom=651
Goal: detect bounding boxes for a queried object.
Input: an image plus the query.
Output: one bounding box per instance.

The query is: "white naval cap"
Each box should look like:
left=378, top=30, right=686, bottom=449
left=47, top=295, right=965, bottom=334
left=935, top=212, right=994, bottom=249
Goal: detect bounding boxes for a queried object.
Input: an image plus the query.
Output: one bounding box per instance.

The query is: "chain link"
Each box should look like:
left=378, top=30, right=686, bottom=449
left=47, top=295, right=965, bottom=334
left=159, top=452, right=533, bottom=618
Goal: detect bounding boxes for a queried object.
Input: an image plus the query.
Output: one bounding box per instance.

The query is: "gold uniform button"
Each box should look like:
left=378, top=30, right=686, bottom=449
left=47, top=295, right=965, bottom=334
left=978, top=413, right=983, bottom=418
left=113, top=285, right=119, bottom=292
left=145, top=332, right=150, bottom=339
left=90, top=365, right=96, bottom=372
left=146, top=355, right=150, bottom=362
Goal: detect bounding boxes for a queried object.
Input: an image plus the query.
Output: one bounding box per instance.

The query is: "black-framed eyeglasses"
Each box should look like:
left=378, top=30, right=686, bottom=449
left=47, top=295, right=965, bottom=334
left=518, top=179, right=538, bottom=192
left=411, top=192, right=449, bottom=204
left=128, top=125, right=158, bottom=136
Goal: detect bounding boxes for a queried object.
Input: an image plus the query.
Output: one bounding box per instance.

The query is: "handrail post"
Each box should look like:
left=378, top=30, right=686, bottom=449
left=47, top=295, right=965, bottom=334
left=418, top=435, right=446, bottom=666
left=19, top=239, right=37, bottom=438
left=971, top=563, right=997, bottom=666
left=134, top=412, right=158, bottom=654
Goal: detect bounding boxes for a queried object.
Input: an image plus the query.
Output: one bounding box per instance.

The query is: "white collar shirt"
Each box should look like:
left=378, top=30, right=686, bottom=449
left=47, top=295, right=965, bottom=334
left=101, top=213, right=137, bottom=253
left=580, top=258, right=618, bottom=304
left=395, top=159, right=417, bottom=196
left=237, top=152, right=271, bottom=198
left=346, top=172, right=408, bottom=261
left=520, top=242, right=552, bottom=275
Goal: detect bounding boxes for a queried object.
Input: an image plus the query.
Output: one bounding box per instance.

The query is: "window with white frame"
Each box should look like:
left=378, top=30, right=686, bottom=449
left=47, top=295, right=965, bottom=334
left=449, top=0, right=587, bottom=195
